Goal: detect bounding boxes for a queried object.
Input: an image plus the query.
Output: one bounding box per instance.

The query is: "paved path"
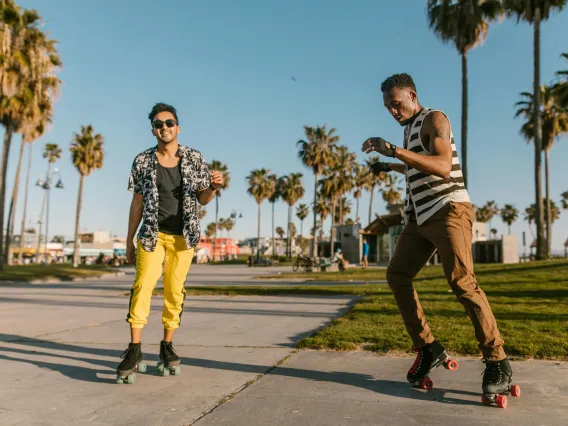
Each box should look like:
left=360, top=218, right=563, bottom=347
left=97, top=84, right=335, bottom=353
left=0, top=265, right=355, bottom=425
left=1, top=265, right=565, bottom=425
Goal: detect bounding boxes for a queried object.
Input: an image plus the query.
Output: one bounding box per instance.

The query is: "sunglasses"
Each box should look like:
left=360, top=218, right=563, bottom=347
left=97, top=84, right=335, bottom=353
left=152, top=119, right=177, bottom=129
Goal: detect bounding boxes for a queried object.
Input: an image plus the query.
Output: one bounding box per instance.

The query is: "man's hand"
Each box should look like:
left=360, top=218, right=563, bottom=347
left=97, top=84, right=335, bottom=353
left=361, top=137, right=397, bottom=157
left=370, top=162, right=391, bottom=176
left=126, top=242, right=136, bottom=264
left=210, top=170, right=224, bottom=190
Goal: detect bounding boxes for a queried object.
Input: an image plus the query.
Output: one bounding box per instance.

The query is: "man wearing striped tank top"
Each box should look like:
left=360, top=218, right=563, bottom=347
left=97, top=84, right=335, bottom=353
left=362, top=73, right=514, bottom=398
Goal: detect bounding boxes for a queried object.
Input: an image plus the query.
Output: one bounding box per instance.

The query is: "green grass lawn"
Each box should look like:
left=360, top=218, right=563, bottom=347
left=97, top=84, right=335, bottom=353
left=0, top=264, right=118, bottom=281
left=161, top=260, right=568, bottom=360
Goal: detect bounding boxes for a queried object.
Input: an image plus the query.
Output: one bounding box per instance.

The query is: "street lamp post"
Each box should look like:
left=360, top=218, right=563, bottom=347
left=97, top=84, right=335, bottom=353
left=35, top=168, right=64, bottom=263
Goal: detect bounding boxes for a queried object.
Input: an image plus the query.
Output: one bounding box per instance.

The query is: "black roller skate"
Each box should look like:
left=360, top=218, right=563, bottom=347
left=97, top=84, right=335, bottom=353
left=116, top=342, right=147, bottom=384
left=481, top=358, right=520, bottom=408
left=407, top=340, right=459, bottom=390
left=157, top=340, right=181, bottom=376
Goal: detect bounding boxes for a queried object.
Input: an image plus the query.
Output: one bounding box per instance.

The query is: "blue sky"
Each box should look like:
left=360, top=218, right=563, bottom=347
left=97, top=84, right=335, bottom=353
left=5, top=0, right=568, bottom=254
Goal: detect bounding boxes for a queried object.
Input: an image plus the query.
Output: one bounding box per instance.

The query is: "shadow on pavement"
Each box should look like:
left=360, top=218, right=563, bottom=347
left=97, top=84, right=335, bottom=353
left=0, top=335, right=479, bottom=406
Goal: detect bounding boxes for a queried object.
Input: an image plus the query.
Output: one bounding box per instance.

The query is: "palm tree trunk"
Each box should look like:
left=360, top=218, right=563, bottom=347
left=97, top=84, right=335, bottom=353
left=461, top=53, right=468, bottom=189
left=271, top=201, right=275, bottom=258
left=18, top=143, right=33, bottom=265
left=256, top=202, right=261, bottom=262
left=5, top=136, right=26, bottom=265
left=368, top=183, right=375, bottom=225
left=287, top=205, right=292, bottom=260
left=508, top=224, right=511, bottom=235
left=212, top=195, right=219, bottom=262
left=73, top=174, right=84, bottom=267
left=36, top=162, right=51, bottom=261
left=311, top=172, right=319, bottom=258
left=544, top=148, right=551, bottom=257
left=330, top=197, right=337, bottom=256
left=356, top=196, right=360, bottom=221
left=533, top=7, right=546, bottom=260
left=0, top=124, right=14, bottom=270
left=339, top=197, right=343, bottom=226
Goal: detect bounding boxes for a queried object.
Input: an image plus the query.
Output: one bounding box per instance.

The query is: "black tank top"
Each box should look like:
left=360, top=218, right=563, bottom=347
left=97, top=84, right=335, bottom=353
left=157, top=162, right=184, bottom=236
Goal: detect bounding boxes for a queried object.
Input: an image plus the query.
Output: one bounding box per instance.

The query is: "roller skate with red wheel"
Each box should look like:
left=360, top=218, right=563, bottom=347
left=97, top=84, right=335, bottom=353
left=481, top=358, right=520, bottom=408
left=407, top=340, right=459, bottom=390
left=116, top=342, right=147, bottom=384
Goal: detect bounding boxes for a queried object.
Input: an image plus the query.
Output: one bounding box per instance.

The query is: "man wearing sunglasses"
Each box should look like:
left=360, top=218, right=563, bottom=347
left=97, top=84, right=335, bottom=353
left=116, top=102, right=223, bottom=382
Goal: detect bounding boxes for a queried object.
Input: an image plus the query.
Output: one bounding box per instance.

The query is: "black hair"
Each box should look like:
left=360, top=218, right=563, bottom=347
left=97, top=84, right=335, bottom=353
left=148, top=102, right=179, bottom=124
left=380, top=73, right=417, bottom=93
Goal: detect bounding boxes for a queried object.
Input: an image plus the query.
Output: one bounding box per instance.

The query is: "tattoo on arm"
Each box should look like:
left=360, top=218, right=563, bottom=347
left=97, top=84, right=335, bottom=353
left=431, top=112, right=451, bottom=140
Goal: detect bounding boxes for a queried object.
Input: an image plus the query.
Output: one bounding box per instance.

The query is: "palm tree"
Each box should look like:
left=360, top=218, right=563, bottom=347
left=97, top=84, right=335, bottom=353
left=267, top=174, right=280, bottom=258
left=296, top=204, right=309, bottom=236
left=204, top=222, right=216, bottom=238
left=197, top=204, right=207, bottom=221
left=279, top=172, right=305, bottom=259
left=275, top=226, right=285, bottom=239
left=561, top=190, right=568, bottom=210
left=7, top=102, right=53, bottom=265
left=0, top=3, right=61, bottom=267
left=70, top=125, right=104, bottom=267
left=334, top=197, right=352, bottom=224
left=35, top=143, right=62, bottom=259
left=427, top=0, right=503, bottom=189
left=246, top=168, right=275, bottom=261
left=554, top=53, right=568, bottom=107
left=476, top=206, right=491, bottom=224
left=207, top=160, right=230, bottom=262
left=332, top=146, right=356, bottom=225
left=515, top=86, right=568, bottom=256
left=483, top=201, right=500, bottom=237
left=223, top=217, right=234, bottom=238
left=500, top=204, right=519, bottom=234
left=352, top=163, right=367, bottom=222
left=504, top=0, right=567, bottom=259
left=364, top=156, right=384, bottom=224
left=297, top=125, right=339, bottom=257
left=381, top=174, right=403, bottom=205
left=319, top=170, right=342, bottom=255
left=524, top=205, right=536, bottom=240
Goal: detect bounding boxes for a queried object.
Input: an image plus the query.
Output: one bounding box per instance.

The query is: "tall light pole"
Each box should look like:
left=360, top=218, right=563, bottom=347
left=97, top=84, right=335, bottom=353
left=35, top=168, right=63, bottom=263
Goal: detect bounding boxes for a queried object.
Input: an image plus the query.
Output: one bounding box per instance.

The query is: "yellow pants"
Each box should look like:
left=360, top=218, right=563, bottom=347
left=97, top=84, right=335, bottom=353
left=127, top=232, right=194, bottom=330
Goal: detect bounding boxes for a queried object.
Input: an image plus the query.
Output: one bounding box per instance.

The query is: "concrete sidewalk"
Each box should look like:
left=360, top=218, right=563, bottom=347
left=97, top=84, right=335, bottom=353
left=0, top=274, right=356, bottom=426
left=196, top=351, right=568, bottom=426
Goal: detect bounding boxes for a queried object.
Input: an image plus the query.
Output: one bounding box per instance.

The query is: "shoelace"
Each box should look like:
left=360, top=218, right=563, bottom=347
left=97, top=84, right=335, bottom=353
left=482, top=359, right=502, bottom=384
left=120, top=345, right=136, bottom=360
left=409, top=349, right=424, bottom=375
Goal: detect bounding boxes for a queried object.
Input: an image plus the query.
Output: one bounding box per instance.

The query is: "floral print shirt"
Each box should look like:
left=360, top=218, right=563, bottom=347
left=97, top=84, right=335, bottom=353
left=128, top=145, right=210, bottom=251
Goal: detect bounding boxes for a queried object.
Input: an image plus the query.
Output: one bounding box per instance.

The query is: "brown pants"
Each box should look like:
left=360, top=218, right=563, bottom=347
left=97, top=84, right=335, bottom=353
left=386, top=202, right=506, bottom=360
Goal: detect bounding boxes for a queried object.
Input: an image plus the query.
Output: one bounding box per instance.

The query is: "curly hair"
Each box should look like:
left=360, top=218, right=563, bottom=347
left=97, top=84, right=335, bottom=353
left=148, top=103, right=179, bottom=124
left=380, top=73, right=417, bottom=93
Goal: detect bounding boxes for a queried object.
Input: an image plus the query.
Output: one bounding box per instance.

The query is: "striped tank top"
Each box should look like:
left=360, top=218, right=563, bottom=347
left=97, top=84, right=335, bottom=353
left=402, top=108, right=470, bottom=225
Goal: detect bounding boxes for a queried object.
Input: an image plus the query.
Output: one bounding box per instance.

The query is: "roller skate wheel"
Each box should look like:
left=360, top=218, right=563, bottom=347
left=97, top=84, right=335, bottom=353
left=481, top=394, right=491, bottom=406
left=116, top=375, right=124, bottom=384
left=162, top=367, right=170, bottom=377
left=126, top=373, right=136, bottom=384
left=419, top=378, right=433, bottom=390
left=510, top=384, right=521, bottom=398
left=445, top=359, right=459, bottom=371
left=173, top=366, right=181, bottom=376
left=157, top=362, right=164, bottom=374
left=496, top=395, right=507, bottom=409
left=138, top=363, right=147, bottom=373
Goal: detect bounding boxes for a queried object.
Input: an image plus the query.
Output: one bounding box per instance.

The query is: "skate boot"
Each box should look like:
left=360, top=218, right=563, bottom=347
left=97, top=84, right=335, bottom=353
left=407, top=340, right=459, bottom=390
left=116, top=342, right=146, bottom=384
left=481, top=358, right=521, bottom=408
left=157, top=340, right=181, bottom=376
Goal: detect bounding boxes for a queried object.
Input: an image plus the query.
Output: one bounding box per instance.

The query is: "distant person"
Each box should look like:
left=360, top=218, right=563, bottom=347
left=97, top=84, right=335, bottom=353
left=361, top=73, right=513, bottom=401
left=361, top=238, right=369, bottom=269
left=117, top=102, right=224, bottom=382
